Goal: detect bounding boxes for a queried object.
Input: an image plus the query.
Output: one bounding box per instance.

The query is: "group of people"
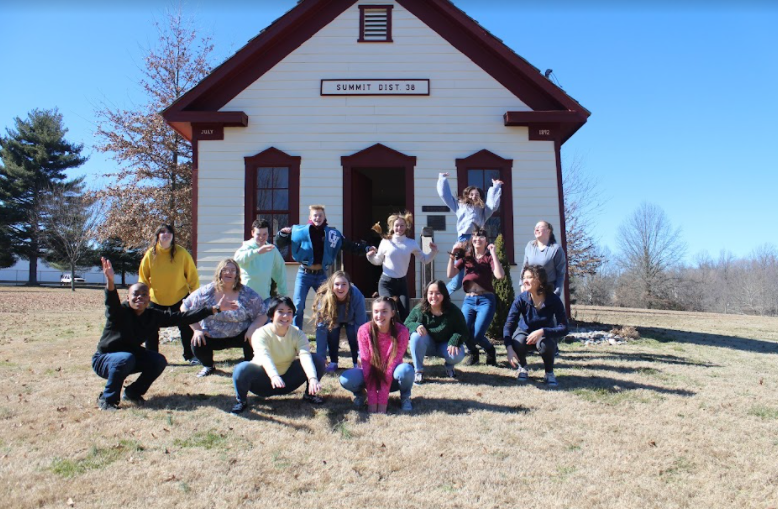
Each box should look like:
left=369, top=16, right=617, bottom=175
left=91, top=172, right=569, bottom=415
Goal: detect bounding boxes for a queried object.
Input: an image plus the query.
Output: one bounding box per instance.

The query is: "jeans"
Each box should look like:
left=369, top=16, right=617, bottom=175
left=92, top=350, right=168, bottom=404
left=192, top=330, right=254, bottom=368
left=293, top=267, right=328, bottom=329
left=446, top=233, right=472, bottom=294
left=461, top=293, right=497, bottom=354
left=145, top=299, right=196, bottom=361
left=409, top=332, right=466, bottom=372
left=378, top=274, right=410, bottom=321
left=315, top=323, right=358, bottom=365
left=232, top=354, right=325, bottom=401
left=507, top=331, right=556, bottom=373
left=339, top=363, right=414, bottom=399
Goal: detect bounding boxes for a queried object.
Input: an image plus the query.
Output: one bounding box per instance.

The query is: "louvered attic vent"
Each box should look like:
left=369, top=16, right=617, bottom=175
left=358, top=5, right=393, bottom=42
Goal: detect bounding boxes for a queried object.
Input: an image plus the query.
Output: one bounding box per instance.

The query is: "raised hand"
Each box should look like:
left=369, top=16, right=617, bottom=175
left=280, top=227, right=292, bottom=234
left=491, top=178, right=504, bottom=186
left=101, top=257, right=115, bottom=280
left=366, top=246, right=377, bottom=257
left=439, top=172, right=449, bottom=178
left=217, top=294, right=239, bottom=312
left=257, top=244, right=275, bottom=255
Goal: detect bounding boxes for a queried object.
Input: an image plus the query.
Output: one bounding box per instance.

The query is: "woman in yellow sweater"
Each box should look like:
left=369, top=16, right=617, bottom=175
left=139, top=224, right=200, bottom=364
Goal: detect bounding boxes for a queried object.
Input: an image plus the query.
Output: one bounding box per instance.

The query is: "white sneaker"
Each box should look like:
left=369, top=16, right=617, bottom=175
left=544, top=372, right=558, bottom=388
left=414, top=372, right=424, bottom=385
left=517, top=366, right=529, bottom=382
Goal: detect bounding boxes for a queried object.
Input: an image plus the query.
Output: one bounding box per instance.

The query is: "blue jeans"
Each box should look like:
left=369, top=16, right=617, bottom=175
left=409, top=332, right=466, bottom=372
left=315, top=323, right=358, bottom=365
left=92, top=350, right=168, bottom=404
left=339, top=363, right=414, bottom=399
left=293, top=267, right=328, bottom=329
left=461, top=293, right=497, bottom=354
left=232, top=354, right=325, bottom=401
left=446, top=233, right=472, bottom=294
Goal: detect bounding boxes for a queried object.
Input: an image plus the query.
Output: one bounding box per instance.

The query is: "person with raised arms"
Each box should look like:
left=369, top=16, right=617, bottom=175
left=275, top=204, right=370, bottom=329
left=93, top=257, right=236, bottom=411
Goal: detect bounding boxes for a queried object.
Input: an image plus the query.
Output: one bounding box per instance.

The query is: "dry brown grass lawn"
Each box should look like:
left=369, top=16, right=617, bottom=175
left=1, top=288, right=777, bottom=508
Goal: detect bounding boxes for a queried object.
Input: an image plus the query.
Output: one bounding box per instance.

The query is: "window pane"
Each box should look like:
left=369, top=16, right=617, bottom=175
left=257, top=167, right=273, bottom=189
left=272, top=213, right=290, bottom=259
left=468, top=169, right=484, bottom=189
left=485, top=169, right=501, bottom=184
left=273, top=189, right=289, bottom=210
left=257, top=190, right=272, bottom=210
left=273, top=167, right=289, bottom=188
left=485, top=216, right=501, bottom=245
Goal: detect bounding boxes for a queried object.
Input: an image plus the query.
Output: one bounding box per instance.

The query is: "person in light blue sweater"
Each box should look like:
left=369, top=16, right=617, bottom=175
left=234, top=218, right=288, bottom=304
left=437, top=172, right=502, bottom=294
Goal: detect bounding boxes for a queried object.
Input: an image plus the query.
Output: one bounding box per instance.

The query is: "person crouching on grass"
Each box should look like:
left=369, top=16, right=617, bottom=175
left=230, top=296, right=325, bottom=414
left=339, top=297, right=414, bottom=413
left=502, top=265, right=568, bottom=388
left=92, top=258, right=237, bottom=411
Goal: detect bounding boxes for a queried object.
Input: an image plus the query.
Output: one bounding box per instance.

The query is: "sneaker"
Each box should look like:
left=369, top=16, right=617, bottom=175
left=196, top=366, right=215, bottom=378
left=485, top=350, right=497, bottom=366
left=97, top=393, right=119, bottom=411
left=413, top=372, right=424, bottom=385
left=464, top=350, right=480, bottom=366
left=187, top=358, right=202, bottom=366
left=230, top=399, right=248, bottom=414
left=303, top=392, right=325, bottom=404
left=517, top=366, right=529, bottom=382
left=122, top=393, right=145, bottom=406
left=444, top=365, right=457, bottom=379
left=544, top=372, right=558, bottom=388
left=353, top=393, right=366, bottom=408
left=400, top=397, right=413, bottom=412
left=325, top=362, right=339, bottom=373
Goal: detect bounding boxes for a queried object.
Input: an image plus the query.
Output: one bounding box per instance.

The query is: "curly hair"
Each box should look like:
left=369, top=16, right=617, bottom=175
left=311, top=271, right=352, bottom=330
left=367, top=297, right=401, bottom=386
left=459, top=185, right=485, bottom=208
left=372, top=210, right=414, bottom=239
left=522, top=264, right=555, bottom=296
left=212, top=259, right=242, bottom=292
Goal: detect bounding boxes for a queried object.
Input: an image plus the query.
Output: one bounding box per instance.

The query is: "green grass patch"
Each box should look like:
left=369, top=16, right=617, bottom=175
left=50, top=440, right=143, bottom=477
left=174, top=430, right=226, bottom=450
left=661, top=456, right=695, bottom=480
left=334, top=421, right=353, bottom=439
left=748, top=405, right=778, bottom=420
left=572, top=387, right=652, bottom=405
left=271, top=450, right=291, bottom=470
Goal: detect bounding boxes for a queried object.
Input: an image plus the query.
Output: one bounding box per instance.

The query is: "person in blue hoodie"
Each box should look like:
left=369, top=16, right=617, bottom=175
left=275, top=204, right=370, bottom=328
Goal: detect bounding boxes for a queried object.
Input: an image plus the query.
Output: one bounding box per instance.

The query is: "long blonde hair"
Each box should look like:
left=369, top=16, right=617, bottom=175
left=368, top=297, right=400, bottom=386
left=371, top=210, right=414, bottom=239
left=311, top=271, right=352, bottom=330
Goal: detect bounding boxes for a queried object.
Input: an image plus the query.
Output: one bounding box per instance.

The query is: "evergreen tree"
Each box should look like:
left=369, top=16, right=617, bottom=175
left=95, top=237, right=143, bottom=287
left=487, top=234, right=515, bottom=340
left=0, top=109, right=87, bottom=283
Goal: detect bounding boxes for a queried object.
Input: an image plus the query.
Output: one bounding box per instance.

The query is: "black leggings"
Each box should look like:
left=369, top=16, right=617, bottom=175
left=192, top=329, right=254, bottom=368
left=233, top=355, right=326, bottom=401
left=506, top=331, right=556, bottom=373
left=378, top=274, right=410, bottom=322
left=145, top=299, right=195, bottom=361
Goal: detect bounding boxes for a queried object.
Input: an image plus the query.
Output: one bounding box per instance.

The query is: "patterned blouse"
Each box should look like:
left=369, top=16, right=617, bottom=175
left=182, top=283, right=266, bottom=338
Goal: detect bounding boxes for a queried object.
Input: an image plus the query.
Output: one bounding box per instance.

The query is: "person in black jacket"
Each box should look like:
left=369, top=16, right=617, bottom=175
left=92, top=258, right=236, bottom=411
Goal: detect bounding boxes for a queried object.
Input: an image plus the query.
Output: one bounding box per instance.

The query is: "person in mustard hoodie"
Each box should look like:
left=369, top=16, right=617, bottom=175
left=139, top=224, right=200, bottom=364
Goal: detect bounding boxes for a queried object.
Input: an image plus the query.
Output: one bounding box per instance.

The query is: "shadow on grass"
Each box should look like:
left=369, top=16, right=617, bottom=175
left=561, top=351, right=720, bottom=368
left=553, top=374, right=696, bottom=397
left=636, top=326, right=778, bottom=355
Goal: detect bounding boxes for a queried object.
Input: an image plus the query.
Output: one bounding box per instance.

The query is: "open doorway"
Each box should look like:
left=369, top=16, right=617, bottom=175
left=342, top=144, right=416, bottom=298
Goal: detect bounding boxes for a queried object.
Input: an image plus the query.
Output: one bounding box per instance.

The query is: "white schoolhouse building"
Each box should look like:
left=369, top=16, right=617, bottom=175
left=163, top=0, right=589, bottom=309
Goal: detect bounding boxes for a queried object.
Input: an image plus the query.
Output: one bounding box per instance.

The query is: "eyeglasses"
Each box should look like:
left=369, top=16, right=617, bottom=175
left=221, top=268, right=237, bottom=274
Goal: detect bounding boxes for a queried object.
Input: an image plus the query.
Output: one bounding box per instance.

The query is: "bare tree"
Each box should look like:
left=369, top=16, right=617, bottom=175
left=42, top=185, right=103, bottom=291
left=93, top=7, right=213, bottom=249
left=563, top=155, right=604, bottom=280
left=617, top=202, right=686, bottom=309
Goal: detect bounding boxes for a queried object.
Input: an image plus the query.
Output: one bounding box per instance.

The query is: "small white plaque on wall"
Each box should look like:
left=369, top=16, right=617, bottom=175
left=321, top=79, right=430, bottom=96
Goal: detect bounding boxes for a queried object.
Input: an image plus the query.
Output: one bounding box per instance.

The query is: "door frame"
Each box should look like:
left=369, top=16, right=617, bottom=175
left=342, top=143, right=417, bottom=297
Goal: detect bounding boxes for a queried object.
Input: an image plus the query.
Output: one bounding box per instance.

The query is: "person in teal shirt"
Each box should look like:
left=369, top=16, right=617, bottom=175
left=234, top=219, right=288, bottom=303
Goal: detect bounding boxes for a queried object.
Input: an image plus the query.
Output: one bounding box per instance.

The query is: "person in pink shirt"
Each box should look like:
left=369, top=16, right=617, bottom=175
left=339, top=297, right=413, bottom=413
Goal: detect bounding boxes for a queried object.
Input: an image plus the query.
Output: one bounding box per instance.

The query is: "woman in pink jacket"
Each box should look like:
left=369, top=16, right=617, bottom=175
left=339, top=297, right=413, bottom=413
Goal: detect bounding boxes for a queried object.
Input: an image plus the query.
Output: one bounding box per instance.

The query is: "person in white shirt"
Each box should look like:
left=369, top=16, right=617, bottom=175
left=366, top=211, right=438, bottom=321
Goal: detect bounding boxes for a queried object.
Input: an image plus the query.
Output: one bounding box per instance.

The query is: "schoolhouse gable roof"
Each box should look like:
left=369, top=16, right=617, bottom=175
left=163, top=0, right=589, bottom=143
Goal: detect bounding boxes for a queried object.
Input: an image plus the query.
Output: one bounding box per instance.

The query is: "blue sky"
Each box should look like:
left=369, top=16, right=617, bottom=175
left=2, top=1, right=776, bottom=262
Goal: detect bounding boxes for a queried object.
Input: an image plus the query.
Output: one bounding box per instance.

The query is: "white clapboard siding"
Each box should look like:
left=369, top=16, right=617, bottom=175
left=195, top=1, right=561, bottom=288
